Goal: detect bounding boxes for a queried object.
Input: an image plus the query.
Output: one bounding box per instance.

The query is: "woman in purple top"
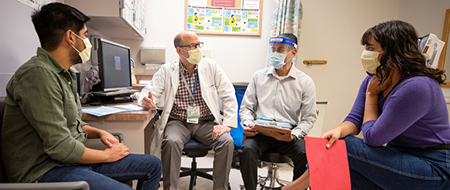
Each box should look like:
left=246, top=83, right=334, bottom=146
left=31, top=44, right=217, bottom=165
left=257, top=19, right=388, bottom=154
left=283, top=20, right=450, bottom=190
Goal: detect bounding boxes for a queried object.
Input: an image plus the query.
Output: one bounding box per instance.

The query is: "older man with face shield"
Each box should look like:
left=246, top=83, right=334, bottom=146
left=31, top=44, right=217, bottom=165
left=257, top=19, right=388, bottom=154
left=239, top=33, right=317, bottom=190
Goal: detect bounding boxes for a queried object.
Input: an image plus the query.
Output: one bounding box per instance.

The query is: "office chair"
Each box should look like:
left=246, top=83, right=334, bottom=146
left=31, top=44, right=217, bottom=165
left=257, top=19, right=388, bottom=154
left=179, top=138, right=214, bottom=190
left=156, top=109, right=230, bottom=189
left=257, top=148, right=292, bottom=190
left=0, top=97, right=123, bottom=190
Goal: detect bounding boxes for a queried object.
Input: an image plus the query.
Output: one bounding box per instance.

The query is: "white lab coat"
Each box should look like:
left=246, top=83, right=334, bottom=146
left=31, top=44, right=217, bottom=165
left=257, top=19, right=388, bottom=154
left=138, top=58, right=238, bottom=157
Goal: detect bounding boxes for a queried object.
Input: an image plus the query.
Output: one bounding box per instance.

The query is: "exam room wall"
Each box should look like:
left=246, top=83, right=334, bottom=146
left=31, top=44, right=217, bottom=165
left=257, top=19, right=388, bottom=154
left=0, top=0, right=64, bottom=97
left=134, top=0, right=275, bottom=79
left=0, top=0, right=41, bottom=97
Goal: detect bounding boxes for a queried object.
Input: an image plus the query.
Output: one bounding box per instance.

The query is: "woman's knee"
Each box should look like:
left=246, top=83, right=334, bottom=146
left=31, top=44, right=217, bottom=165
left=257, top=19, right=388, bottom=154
left=343, top=136, right=365, bottom=154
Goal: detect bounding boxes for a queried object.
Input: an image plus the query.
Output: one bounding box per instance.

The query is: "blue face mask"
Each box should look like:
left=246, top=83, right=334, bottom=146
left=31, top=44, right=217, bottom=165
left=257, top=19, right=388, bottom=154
left=270, top=52, right=287, bottom=69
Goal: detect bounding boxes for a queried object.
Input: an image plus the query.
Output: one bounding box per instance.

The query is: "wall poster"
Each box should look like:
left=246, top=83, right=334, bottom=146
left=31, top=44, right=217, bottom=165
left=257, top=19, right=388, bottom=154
left=185, top=0, right=262, bottom=36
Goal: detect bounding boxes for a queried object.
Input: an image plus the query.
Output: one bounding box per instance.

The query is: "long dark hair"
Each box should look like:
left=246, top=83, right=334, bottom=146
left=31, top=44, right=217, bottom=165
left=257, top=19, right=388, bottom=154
left=361, top=20, right=446, bottom=84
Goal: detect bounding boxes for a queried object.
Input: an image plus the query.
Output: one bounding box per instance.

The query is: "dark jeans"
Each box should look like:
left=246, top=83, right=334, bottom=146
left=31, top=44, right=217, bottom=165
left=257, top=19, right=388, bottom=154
left=38, top=154, right=162, bottom=190
left=345, top=136, right=450, bottom=190
left=239, top=134, right=307, bottom=190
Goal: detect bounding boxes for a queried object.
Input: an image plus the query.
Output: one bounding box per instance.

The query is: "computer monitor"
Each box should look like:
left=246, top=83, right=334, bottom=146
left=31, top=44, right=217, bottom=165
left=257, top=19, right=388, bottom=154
left=92, top=38, right=135, bottom=96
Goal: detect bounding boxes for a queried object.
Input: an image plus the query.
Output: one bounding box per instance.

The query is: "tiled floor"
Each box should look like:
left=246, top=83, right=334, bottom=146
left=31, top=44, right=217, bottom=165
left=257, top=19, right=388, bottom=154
left=157, top=152, right=294, bottom=190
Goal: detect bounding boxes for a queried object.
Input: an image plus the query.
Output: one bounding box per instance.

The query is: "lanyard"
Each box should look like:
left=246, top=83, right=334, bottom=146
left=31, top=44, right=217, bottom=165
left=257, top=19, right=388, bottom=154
left=180, top=68, right=198, bottom=104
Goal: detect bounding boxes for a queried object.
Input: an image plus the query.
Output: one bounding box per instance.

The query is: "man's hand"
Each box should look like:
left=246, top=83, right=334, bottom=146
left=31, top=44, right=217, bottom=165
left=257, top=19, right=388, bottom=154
left=142, top=91, right=157, bottom=110
left=212, top=125, right=231, bottom=140
left=104, top=143, right=129, bottom=162
left=243, top=124, right=258, bottom=137
left=99, top=131, right=120, bottom=148
left=267, top=130, right=294, bottom=142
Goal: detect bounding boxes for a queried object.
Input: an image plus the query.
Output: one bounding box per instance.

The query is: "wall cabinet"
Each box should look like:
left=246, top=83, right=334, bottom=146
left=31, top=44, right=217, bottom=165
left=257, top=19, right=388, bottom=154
left=66, top=0, right=146, bottom=40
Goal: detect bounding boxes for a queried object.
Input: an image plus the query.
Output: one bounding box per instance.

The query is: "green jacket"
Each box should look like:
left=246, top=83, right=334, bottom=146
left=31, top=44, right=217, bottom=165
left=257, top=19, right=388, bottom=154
left=1, top=48, right=87, bottom=183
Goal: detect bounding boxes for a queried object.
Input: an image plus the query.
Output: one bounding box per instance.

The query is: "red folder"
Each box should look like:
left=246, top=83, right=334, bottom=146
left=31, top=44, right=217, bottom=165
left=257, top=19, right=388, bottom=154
left=305, top=136, right=351, bottom=190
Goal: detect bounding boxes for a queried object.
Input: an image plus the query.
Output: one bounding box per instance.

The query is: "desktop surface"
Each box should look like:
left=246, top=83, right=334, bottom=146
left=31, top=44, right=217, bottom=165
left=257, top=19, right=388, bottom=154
left=81, top=102, right=154, bottom=121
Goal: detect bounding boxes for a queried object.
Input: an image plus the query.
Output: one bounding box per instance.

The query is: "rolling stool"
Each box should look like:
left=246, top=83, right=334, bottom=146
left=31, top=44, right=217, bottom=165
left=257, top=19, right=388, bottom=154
left=257, top=148, right=292, bottom=190
left=180, top=139, right=213, bottom=190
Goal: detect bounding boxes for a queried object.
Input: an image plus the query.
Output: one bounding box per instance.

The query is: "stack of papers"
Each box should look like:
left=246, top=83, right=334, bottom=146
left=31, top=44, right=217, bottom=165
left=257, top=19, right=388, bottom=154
left=254, top=118, right=292, bottom=136
left=255, top=118, right=292, bottom=128
left=82, top=104, right=144, bottom=117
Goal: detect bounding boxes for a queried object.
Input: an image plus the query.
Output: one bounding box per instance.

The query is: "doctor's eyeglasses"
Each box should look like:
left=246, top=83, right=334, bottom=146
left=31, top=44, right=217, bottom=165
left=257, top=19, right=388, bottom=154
left=179, top=42, right=204, bottom=50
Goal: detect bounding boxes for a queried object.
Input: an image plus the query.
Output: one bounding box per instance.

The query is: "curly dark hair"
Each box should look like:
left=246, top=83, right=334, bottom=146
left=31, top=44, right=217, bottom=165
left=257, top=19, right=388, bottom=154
left=361, top=20, right=446, bottom=84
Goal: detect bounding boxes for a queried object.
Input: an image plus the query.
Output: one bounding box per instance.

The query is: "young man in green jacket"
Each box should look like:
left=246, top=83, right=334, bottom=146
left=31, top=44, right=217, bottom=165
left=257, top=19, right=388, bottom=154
left=1, top=3, right=161, bottom=189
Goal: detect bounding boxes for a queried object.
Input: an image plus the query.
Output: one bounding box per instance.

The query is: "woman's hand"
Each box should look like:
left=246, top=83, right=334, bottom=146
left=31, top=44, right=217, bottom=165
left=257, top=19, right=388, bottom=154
left=367, top=74, right=392, bottom=95
left=321, top=128, right=342, bottom=148
left=321, top=121, right=359, bottom=148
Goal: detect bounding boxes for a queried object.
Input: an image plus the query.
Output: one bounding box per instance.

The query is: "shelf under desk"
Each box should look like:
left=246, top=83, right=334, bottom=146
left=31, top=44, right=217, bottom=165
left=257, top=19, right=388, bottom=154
left=82, top=102, right=157, bottom=155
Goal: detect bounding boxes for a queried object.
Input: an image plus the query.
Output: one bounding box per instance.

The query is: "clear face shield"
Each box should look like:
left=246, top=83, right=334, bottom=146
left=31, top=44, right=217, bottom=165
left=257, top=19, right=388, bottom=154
left=269, top=37, right=297, bottom=54
left=269, top=37, right=297, bottom=69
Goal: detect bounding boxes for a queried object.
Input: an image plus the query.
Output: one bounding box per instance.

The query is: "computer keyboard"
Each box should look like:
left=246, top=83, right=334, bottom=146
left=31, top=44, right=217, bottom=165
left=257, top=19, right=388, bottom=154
left=92, top=89, right=138, bottom=96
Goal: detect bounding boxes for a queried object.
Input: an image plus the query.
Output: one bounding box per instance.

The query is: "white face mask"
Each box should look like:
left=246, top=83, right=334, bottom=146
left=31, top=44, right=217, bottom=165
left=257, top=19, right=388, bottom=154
left=182, top=48, right=203, bottom=65
left=361, top=50, right=381, bottom=74
left=69, top=33, right=92, bottom=64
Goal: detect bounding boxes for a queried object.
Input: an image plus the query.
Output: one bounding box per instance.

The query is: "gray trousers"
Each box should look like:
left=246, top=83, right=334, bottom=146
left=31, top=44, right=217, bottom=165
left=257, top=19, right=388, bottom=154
left=161, top=116, right=234, bottom=190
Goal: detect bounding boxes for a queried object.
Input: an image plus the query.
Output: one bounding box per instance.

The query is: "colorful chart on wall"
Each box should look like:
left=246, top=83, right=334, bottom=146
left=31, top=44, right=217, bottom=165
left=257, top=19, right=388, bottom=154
left=185, top=0, right=262, bottom=36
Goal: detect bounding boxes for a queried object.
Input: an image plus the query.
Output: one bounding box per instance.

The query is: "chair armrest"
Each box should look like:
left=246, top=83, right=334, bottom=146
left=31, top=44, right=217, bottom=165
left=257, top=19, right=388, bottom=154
left=0, top=181, right=89, bottom=190
left=110, top=133, right=123, bottom=143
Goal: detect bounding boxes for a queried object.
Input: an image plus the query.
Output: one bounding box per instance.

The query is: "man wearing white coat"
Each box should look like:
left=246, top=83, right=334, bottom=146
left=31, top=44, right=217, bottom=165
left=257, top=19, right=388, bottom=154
left=138, top=31, right=237, bottom=190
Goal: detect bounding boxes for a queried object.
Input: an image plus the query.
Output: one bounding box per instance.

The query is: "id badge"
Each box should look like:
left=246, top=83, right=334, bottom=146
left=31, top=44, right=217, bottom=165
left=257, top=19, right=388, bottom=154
left=187, top=105, right=200, bottom=124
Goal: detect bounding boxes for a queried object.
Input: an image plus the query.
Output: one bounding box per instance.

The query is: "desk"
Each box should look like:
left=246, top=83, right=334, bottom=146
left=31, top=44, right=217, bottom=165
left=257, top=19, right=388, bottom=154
left=81, top=103, right=157, bottom=154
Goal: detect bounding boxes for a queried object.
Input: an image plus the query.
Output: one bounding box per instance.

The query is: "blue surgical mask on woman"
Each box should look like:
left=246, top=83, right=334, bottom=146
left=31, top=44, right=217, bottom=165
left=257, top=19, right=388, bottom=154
left=270, top=52, right=288, bottom=69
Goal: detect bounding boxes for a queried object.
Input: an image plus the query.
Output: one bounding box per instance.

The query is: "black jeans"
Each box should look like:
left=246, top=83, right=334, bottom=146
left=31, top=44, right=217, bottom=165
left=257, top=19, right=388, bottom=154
left=239, top=134, right=307, bottom=190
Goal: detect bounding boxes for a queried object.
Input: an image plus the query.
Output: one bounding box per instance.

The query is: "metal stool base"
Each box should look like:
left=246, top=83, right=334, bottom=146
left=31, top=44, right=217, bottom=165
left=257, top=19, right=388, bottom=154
left=257, top=163, right=291, bottom=190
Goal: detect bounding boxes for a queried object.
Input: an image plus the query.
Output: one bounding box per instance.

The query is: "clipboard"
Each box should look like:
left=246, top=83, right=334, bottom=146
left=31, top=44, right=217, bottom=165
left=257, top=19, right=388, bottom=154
left=253, top=118, right=292, bottom=136
left=254, top=125, right=291, bottom=136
